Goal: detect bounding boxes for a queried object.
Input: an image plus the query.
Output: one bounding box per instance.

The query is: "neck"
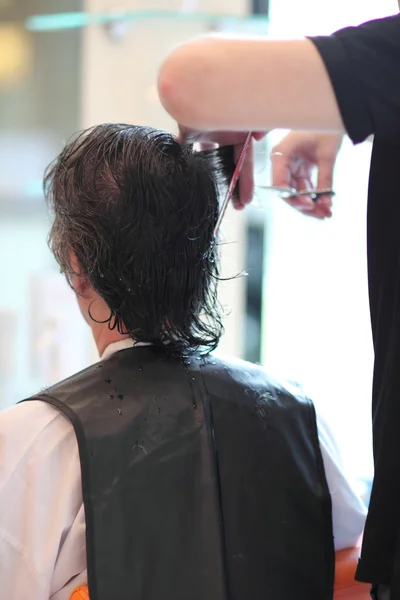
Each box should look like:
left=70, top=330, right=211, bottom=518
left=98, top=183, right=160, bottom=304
left=92, top=324, right=134, bottom=358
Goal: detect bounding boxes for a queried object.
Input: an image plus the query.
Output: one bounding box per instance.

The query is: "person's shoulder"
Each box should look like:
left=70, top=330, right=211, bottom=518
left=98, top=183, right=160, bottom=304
left=0, top=400, right=76, bottom=469
left=207, top=353, right=274, bottom=382
left=0, top=398, right=71, bottom=434
left=208, top=354, right=312, bottom=402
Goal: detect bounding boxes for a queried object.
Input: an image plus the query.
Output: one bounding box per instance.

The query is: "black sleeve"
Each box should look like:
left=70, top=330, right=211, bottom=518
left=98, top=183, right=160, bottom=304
left=309, top=15, right=400, bottom=144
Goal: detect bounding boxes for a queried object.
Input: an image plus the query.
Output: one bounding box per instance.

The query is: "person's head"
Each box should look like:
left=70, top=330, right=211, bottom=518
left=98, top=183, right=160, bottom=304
left=44, top=124, right=234, bottom=357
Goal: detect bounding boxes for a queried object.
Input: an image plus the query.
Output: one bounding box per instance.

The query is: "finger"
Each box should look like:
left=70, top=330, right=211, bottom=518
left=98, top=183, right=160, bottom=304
left=316, top=156, right=335, bottom=208
left=316, top=191, right=334, bottom=211
left=197, top=142, right=218, bottom=151
left=283, top=196, right=316, bottom=214
left=315, top=156, right=335, bottom=214
left=271, top=151, right=291, bottom=189
left=252, top=131, right=268, bottom=142
left=282, top=197, right=331, bottom=219
left=302, top=204, right=332, bottom=219
left=289, top=159, right=314, bottom=192
left=320, top=194, right=333, bottom=206
left=178, top=128, right=218, bottom=145
left=292, top=194, right=331, bottom=218
left=179, top=129, right=257, bottom=148
left=271, top=152, right=313, bottom=209
left=289, top=167, right=331, bottom=218
left=316, top=155, right=334, bottom=189
left=301, top=210, right=329, bottom=220
left=296, top=196, right=332, bottom=219
left=288, top=171, right=316, bottom=211
left=283, top=192, right=332, bottom=219
left=178, top=124, right=195, bottom=144
left=271, top=151, right=309, bottom=208
left=286, top=195, right=316, bottom=213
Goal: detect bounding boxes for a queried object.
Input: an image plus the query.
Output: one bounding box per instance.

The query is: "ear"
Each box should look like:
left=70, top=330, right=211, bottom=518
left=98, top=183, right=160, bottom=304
left=69, top=251, right=92, bottom=297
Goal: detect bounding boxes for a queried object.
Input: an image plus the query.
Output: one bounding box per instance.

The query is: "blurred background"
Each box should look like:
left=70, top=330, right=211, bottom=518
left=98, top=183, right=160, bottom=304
left=0, top=0, right=398, bottom=501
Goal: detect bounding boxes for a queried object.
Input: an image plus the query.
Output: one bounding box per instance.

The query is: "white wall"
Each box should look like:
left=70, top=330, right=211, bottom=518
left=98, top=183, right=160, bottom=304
left=268, top=0, right=398, bottom=37
left=263, top=0, right=398, bottom=479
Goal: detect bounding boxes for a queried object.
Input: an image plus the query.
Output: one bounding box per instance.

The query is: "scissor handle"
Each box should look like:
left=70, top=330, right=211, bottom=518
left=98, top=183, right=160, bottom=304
left=296, top=188, right=335, bottom=201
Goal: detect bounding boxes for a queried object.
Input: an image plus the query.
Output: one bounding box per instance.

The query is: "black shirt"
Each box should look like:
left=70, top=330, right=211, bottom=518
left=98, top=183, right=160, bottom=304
left=311, top=15, right=400, bottom=590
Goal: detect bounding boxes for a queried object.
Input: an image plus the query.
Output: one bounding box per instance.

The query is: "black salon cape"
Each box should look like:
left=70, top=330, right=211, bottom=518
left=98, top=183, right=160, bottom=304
left=23, top=346, right=334, bottom=600
left=311, top=14, right=400, bottom=591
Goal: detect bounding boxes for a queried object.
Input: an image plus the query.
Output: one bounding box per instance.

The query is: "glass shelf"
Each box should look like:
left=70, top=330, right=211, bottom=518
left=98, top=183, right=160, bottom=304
left=25, top=10, right=268, bottom=32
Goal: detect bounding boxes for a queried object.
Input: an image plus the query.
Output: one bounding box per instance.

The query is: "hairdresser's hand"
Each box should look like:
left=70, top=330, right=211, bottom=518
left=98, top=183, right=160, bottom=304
left=179, top=127, right=266, bottom=210
left=271, top=132, right=343, bottom=220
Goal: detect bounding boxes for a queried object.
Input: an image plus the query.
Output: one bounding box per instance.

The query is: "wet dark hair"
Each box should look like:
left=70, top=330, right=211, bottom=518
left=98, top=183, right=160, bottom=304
left=44, top=124, right=235, bottom=356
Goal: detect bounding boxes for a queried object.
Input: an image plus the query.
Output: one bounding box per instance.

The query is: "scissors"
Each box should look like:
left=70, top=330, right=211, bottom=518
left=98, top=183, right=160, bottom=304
left=256, top=185, right=336, bottom=202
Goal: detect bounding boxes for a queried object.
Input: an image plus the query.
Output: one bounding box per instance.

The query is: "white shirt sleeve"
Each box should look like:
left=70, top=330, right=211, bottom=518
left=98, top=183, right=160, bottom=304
left=316, top=411, right=367, bottom=551
left=0, top=400, right=86, bottom=600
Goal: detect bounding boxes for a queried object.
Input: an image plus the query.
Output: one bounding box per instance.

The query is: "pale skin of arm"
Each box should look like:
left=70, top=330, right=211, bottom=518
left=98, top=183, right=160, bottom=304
left=158, top=36, right=357, bottom=219
left=158, top=37, right=344, bottom=133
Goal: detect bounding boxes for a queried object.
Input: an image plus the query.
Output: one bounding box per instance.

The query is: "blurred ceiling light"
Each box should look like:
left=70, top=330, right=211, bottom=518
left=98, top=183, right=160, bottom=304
left=0, top=24, right=31, bottom=86
left=26, top=11, right=268, bottom=32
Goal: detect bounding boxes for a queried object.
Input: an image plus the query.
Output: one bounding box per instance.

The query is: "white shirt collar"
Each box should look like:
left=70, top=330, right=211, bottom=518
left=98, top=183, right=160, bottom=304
left=100, top=339, right=151, bottom=361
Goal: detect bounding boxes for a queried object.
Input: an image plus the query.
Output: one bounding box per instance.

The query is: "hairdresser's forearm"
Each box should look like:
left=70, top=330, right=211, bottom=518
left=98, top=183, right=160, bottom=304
left=158, top=37, right=344, bottom=133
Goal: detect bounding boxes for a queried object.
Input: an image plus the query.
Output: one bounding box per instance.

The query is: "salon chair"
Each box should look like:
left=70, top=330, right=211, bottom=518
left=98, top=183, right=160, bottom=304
left=69, top=548, right=371, bottom=599
left=334, top=547, right=371, bottom=599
